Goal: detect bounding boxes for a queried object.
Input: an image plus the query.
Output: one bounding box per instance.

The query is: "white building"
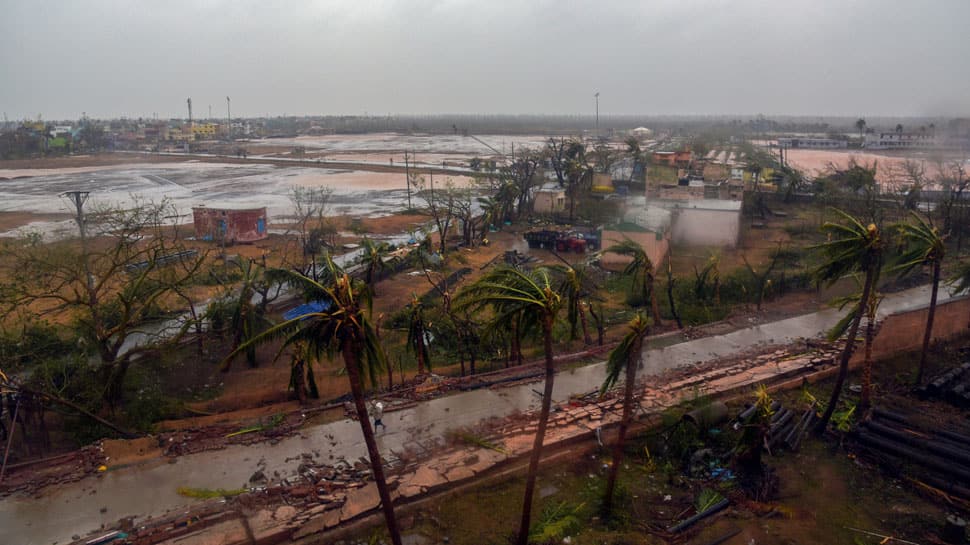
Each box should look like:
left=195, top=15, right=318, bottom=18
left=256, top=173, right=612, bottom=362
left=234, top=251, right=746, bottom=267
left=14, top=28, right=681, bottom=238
left=864, top=132, right=937, bottom=150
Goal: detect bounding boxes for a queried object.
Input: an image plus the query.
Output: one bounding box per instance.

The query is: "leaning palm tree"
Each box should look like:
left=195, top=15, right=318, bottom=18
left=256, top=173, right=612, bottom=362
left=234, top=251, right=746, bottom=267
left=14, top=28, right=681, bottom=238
left=812, top=209, right=883, bottom=433
left=226, top=257, right=402, bottom=545
left=606, top=239, right=662, bottom=325
left=828, top=273, right=883, bottom=411
left=894, top=212, right=946, bottom=385
left=454, top=266, right=562, bottom=545
left=599, top=312, right=650, bottom=517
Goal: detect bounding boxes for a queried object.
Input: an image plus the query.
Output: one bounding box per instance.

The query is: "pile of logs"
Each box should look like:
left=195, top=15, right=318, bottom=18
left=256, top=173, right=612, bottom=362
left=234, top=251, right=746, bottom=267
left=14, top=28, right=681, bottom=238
left=855, top=408, right=970, bottom=500
left=735, top=401, right=816, bottom=454
left=920, top=362, right=970, bottom=408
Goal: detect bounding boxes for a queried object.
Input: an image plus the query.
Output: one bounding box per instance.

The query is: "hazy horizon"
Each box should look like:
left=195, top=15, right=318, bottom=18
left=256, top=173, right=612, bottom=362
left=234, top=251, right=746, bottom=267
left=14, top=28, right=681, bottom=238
left=3, top=0, right=970, bottom=121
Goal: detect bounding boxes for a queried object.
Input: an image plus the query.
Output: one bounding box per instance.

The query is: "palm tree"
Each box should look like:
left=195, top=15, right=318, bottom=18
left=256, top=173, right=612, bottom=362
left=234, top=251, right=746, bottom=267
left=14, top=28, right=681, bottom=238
left=625, top=136, right=642, bottom=183
left=606, top=239, right=662, bottom=325
left=226, top=257, right=402, bottom=545
left=554, top=263, right=595, bottom=344
left=220, top=259, right=273, bottom=371
left=406, top=295, right=431, bottom=375
left=454, top=266, right=562, bottom=545
left=360, top=237, right=391, bottom=287
left=828, top=274, right=883, bottom=411
left=855, top=118, right=867, bottom=141
left=693, top=252, right=721, bottom=306
left=288, top=341, right=319, bottom=404
left=599, top=312, right=650, bottom=517
left=894, top=212, right=946, bottom=385
left=812, top=209, right=883, bottom=433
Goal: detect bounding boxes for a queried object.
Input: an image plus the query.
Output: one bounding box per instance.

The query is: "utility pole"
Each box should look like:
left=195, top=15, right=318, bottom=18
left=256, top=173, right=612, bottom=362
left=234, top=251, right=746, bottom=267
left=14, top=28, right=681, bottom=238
left=594, top=92, right=600, bottom=133
left=404, top=150, right=412, bottom=210
left=226, top=96, right=231, bottom=141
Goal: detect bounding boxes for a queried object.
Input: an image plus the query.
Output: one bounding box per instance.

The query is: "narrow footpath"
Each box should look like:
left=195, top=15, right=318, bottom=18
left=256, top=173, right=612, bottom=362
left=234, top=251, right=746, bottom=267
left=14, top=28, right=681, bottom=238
left=0, top=283, right=955, bottom=545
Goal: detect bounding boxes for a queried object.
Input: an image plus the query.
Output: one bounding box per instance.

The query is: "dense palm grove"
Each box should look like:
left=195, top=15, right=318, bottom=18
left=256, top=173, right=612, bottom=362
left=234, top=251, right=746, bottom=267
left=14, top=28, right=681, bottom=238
left=1, top=134, right=969, bottom=543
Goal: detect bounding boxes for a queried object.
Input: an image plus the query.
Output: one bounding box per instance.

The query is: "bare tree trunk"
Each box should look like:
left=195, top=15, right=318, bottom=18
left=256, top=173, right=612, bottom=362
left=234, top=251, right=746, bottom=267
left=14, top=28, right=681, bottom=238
left=416, top=334, right=427, bottom=375
left=917, top=261, right=941, bottom=385
left=579, top=301, right=592, bottom=345
left=343, top=342, right=401, bottom=545
left=648, top=275, right=662, bottom=326
left=665, top=265, right=683, bottom=330
left=860, top=311, right=876, bottom=411
left=816, top=266, right=874, bottom=434
left=516, top=316, right=556, bottom=545
left=589, top=305, right=605, bottom=346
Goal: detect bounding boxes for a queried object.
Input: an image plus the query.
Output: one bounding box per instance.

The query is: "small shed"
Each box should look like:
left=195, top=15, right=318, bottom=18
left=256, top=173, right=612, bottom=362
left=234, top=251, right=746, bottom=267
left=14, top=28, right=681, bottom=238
left=192, top=206, right=268, bottom=243
left=533, top=183, right=566, bottom=214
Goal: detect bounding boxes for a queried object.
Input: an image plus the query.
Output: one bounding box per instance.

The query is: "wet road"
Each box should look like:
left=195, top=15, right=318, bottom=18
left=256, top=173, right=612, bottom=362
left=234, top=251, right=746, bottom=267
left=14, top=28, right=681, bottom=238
left=0, top=283, right=956, bottom=545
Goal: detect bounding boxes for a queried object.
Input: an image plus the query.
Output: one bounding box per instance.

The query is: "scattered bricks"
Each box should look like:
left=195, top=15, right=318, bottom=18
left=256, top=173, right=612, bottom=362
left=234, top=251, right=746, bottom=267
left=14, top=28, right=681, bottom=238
left=273, top=505, right=297, bottom=521
left=316, top=493, right=344, bottom=506
left=306, top=504, right=329, bottom=517
left=292, top=508, right=343, bottom=540
left=444, top=465, right=475, bottom=483
left=288, top=485, right=314, bottom=498
left=338, top=482, right=380, bottom=522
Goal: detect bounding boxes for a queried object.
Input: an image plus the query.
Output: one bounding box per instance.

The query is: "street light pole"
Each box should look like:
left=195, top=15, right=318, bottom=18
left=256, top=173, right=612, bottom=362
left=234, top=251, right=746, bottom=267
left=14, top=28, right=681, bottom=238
left=226, top=96, right=231, bottom=141
left=594, top=92, right=600, bottom=133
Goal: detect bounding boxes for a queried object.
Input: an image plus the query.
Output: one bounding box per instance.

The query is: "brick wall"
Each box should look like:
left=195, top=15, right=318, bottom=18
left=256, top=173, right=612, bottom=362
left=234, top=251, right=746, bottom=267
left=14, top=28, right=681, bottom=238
left=851, top=295, right=970, bottom=364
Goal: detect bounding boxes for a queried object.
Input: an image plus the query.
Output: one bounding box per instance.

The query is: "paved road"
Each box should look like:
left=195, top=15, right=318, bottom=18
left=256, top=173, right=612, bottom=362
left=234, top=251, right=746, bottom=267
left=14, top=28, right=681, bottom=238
left=0, top=283, right=957, bottom=545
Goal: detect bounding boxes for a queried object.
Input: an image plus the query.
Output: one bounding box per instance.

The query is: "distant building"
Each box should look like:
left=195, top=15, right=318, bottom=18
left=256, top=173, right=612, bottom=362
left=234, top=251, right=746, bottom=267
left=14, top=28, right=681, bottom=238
left=777, top=137, right=847, bottom=149
left=629, top=126, right=653, bottom=138
left=652, top=150, right=692, bottom=168
left=666, top=199, right=742, bottom=248
left=658, top=179, right=705, bottom=200
left=864, top=132, right=937, bottom=150
left=192, top=207, right=268, bottom=243
left=533, top=183, right=566, bottom=214
left=600, top=199, right=672, bottom=271
left=192, top=123, right=219, bottom=139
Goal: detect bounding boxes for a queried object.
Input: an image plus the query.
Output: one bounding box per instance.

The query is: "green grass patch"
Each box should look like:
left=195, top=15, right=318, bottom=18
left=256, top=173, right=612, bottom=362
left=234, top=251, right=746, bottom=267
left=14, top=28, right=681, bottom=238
left=177, top=486, right=247, bottom=499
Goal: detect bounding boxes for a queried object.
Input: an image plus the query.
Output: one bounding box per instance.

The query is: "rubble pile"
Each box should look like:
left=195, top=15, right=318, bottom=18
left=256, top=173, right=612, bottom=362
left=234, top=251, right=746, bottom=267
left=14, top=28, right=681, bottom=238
left=0, top=444, right=104, bottom=497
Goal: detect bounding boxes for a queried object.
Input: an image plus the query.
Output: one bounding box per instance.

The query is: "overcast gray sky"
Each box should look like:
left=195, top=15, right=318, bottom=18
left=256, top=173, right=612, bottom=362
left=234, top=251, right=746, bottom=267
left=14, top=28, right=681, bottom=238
left=2, top=0, right=969, bottom=120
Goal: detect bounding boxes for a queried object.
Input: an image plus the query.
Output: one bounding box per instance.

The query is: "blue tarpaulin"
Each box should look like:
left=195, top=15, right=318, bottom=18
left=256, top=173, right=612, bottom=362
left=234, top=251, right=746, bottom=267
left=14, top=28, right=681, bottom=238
left=282, top=300, right=332, bottom=321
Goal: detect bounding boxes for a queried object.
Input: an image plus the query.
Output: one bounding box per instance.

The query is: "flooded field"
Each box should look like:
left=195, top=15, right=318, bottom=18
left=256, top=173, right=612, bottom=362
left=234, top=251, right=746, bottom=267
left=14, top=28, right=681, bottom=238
left=783, top=148, right=966, bottom=187
left=250, top=133, right=551, bottom=158
left=0, top=161, right=473, bottom=238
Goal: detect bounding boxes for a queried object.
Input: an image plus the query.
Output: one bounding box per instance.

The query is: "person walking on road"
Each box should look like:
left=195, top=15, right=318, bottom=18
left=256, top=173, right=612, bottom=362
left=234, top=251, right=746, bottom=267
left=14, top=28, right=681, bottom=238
left=371, top=401, right=386, bottom=431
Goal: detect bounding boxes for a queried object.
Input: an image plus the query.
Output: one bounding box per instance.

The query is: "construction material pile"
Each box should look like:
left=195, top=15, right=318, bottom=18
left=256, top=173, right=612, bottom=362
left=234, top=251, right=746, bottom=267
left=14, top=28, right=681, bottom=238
left=919, top=349, right=970, bottom=407
left=855, top=407, right=970, bottom=500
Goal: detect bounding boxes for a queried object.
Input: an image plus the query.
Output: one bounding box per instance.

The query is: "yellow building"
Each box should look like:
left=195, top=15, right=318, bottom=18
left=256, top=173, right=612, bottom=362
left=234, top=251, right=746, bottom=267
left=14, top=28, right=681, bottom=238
left=192, top=123, right=219, bottom=139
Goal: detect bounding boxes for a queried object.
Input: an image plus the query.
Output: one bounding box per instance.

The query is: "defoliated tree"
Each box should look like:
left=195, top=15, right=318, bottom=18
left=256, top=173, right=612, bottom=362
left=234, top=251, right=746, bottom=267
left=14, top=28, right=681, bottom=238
left=0, top=201, right=207, bottom=409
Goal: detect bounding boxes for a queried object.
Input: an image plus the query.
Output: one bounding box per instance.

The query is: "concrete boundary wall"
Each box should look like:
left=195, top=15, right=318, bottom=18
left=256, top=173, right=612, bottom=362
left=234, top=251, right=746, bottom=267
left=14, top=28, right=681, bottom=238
left=851, top=294, right=970, bottom=364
